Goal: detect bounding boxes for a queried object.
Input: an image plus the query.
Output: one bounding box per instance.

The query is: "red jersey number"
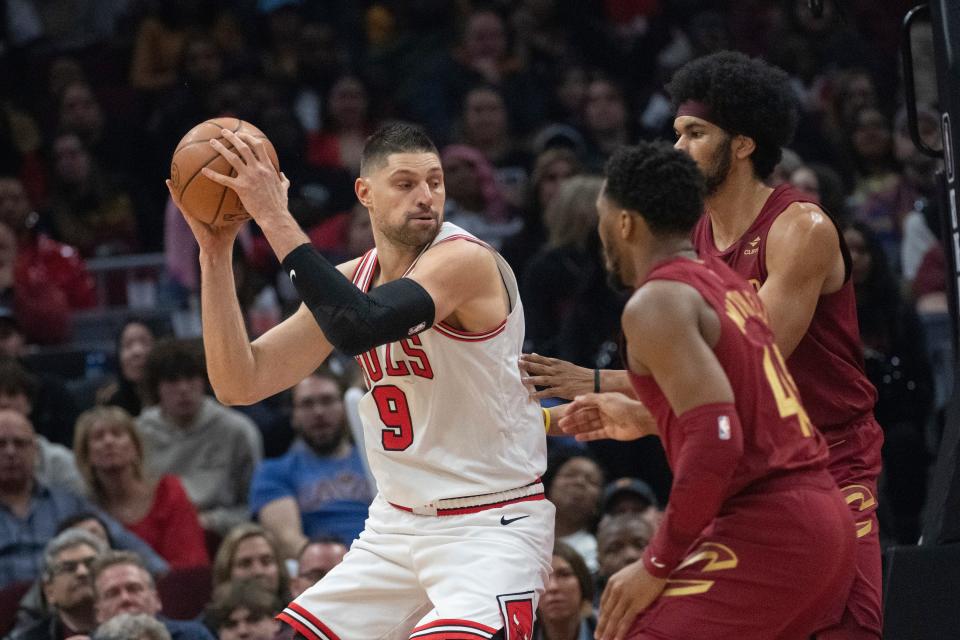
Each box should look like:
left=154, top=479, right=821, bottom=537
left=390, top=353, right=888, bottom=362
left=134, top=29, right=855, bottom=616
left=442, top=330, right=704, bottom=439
left=373, top=385, right=414, bottom=451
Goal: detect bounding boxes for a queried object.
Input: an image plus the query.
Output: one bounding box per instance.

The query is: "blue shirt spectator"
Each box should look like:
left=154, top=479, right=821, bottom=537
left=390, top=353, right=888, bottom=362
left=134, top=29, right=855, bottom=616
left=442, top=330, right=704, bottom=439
left=0, top=410, right=168, bottom=587
left=249, top=370, right=372, bottom=557
left=251, top=441, right=371, bottom=546
left=0, top=482, right=169, bottom=587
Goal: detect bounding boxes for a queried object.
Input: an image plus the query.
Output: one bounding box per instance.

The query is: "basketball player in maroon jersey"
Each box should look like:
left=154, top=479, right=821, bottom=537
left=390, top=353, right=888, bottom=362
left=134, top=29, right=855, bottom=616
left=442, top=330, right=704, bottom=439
left=579, top=141, right=855, bottom=640
left=525, top=52, right=881, bottom=639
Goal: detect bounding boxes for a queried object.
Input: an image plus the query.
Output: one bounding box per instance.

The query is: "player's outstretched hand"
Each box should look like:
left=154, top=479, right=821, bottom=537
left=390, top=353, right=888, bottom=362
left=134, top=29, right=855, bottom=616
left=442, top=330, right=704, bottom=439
left=519, top=353, right=594, bottom=400
left=166, top=179, right=244, bottom=255
left=203, top=129, right=290, bottom=223
left=559, top=392, right=654, bottom=442
left=596, top=561, right=666, bottom=640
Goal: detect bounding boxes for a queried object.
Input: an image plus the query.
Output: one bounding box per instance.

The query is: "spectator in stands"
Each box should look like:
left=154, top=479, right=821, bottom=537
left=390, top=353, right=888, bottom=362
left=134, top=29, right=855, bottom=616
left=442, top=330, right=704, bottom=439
left=789, top=162, right=849, bottom=221
left=257, top=0, right=305, bottom=88
left=0, top=331, right=79, bottom=450
left=546, top=65, right=589, bottom=130
left=521, top=176, right=603, bottom=357
left=99, top=319, right=158, bottom=418
left=822, top=69, right=879, bottom=163
left=455, top=84, right=532, bottom=208
left=441, top=144, right=520, bottom=249
left=544, top=447, right=604, bottom=572
left=0, top=178, right=93, bottom=344
left=212, top=525, right=289, bottom=603
left=341, top=201, right=375, bottom=261
left=14, top=515, right=117, bottom=629
left=845, top=221, right=933, bottom=543
left=136, top=339, right=262, bottom=536
left=0, top=358, right=83, bottom=493
left=306, top=74, right=375, bottom=176
left=250, top=369, right=372, bottom=557
left=74, top=407, right=209, bottom=569
left=46, top=131, right=138, bottom=257
left=7, top=529, right=105, bottom=640
left=0, top=409, right=168, bottom=586
left=596, top=512, right=655, bottom=601
left=204, top=579, right=282, bottom=640
left=288, top=536, right=347, bottom=599
left=129, top=2, right=207, bottom=93
left=291, top=22, right=343, bottom=136
left=0, top=91, right=44, bottom=208
left=599, top=478, right=661, bottom=531
left=447, top=7, right=547, bottom=135
left=92, top=551, right=213, bottom=640
left=501, top=146, right=581, bottom=274
left=846, top=106, right=905, bottom=267
left=580, top=74, right=632, bottom=171
left=148, top=34, right=226, bottom=161
left=0, top=221, right=71, bottom=347
left=533, top=541, right=596, bottom=640
left=56, top=82, right=139, bottom=190
left=56, top=513, right=111, bottom=548
left=93, top=612, right=172, bottom=640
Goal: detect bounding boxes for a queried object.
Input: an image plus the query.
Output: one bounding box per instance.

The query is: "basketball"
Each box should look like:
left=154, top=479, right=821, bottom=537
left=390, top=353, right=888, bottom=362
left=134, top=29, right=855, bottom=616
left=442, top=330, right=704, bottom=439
left=169, top=117, right=280, bottom=226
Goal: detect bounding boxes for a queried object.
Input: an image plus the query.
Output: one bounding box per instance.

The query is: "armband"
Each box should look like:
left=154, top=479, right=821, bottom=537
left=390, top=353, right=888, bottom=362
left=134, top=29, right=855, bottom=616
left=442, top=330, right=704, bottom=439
left=281, top=243, right=436, bottom=356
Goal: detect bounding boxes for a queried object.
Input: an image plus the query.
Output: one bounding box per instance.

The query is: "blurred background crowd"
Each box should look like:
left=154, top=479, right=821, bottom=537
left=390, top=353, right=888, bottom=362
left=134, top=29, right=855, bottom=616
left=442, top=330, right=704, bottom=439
left=0, top=0, right=948, bottom=638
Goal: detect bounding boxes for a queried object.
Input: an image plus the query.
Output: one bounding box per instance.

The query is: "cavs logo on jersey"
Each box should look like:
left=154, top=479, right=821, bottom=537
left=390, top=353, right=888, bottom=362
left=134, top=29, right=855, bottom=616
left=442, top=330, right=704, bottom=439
left=497, top=593, right=534, bottom=640
left=743, top=235, right=761, bottom=255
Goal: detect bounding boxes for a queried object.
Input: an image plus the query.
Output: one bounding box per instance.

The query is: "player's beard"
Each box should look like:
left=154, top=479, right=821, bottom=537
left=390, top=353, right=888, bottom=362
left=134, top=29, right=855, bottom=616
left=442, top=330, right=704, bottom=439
left=381, top=211, right=441, bottom=249
left=702, top=134, right=733, bottom=195
left=602, top=243, right=632, bottom=292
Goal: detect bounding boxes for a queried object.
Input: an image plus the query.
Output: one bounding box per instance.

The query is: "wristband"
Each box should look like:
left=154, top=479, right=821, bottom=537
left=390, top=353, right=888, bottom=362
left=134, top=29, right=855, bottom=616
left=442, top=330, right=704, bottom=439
left=542, top=407, right=551, bottom=433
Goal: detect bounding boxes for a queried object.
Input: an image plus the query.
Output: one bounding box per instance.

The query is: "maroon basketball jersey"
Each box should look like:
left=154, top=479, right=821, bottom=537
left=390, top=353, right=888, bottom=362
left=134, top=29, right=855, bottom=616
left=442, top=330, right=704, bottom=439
left=629, top=256, right=828, bottom=492
left=691, top=184, right=876, bottom=430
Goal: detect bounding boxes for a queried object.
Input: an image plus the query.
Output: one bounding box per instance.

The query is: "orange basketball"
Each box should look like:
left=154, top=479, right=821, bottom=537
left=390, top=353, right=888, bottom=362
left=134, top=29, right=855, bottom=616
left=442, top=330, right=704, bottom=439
left=169, top=117, right=280, bottom=226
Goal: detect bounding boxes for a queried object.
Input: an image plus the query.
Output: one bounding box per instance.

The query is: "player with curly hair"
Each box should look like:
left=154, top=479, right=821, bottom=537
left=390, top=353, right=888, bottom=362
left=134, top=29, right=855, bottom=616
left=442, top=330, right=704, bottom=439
left=526, top=52, right=882, bottom=639
left=673, top=51, right=881, bottom=640
left=588, top=142, right=855, bottom=639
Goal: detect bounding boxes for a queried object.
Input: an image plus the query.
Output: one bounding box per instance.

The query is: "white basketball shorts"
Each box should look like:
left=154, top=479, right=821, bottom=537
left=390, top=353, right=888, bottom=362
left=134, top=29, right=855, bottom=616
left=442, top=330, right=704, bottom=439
left=278, top=493, right=555, bottom=640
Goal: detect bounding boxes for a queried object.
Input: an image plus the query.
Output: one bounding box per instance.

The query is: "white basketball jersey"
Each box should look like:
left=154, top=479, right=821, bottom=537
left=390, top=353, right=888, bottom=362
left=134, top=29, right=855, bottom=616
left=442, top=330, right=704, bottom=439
left=350, top=223, right=546, bottom=508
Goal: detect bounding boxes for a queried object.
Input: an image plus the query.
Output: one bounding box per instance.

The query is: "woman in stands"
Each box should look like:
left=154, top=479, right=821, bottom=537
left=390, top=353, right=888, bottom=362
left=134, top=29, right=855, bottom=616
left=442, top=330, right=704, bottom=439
left=212, top=524, right=291, bottom=602
left=100, top=318, right=158, bottom=416
left=73, top=406, right=208, bottom=568
left=533, top=542, right=597, bottom=640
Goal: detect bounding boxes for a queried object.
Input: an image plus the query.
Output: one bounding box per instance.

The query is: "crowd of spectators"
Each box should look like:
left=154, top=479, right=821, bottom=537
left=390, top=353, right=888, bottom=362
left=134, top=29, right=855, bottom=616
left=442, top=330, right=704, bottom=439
left=0, top=0, right=947, bottom=637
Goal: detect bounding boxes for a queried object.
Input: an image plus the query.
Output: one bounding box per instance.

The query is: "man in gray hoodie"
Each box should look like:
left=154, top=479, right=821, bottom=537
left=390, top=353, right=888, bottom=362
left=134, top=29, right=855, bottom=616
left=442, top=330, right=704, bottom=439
left=136, top=339, right=262, bottom=536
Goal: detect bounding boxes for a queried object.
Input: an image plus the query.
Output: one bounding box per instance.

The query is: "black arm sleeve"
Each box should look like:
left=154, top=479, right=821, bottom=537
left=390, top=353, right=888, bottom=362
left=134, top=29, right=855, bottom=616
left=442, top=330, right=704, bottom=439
left=281, top=243, right=436, bottom=356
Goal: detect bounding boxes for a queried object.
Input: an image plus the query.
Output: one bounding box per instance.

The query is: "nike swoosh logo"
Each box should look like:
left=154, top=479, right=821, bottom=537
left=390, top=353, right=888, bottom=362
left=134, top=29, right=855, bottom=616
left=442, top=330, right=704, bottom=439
left=500, top=515, right=530, bottom=526
left=649, top=556, right=666, bottom=568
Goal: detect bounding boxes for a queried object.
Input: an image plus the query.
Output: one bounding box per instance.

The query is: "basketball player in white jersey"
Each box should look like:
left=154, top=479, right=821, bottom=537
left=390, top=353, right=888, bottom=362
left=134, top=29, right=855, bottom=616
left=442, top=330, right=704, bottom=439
left=167, top=123, right=554, bottom=640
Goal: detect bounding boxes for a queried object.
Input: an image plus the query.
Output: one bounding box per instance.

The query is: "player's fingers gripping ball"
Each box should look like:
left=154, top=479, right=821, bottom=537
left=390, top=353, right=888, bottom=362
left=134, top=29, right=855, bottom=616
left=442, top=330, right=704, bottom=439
left=170, top=117, right=280, bottom=226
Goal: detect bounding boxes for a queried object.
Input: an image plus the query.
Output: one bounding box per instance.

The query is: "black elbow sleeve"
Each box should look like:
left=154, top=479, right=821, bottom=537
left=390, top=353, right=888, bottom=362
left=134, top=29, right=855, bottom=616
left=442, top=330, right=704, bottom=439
left=282, top=243, right=436, bottom=356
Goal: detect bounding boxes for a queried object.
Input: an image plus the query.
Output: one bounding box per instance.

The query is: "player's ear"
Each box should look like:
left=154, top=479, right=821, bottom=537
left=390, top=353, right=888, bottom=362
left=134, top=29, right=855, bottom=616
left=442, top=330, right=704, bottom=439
left=734, top=135, right=756, bottom=160
left=355, top=177, right=373, bottom=208
left=619, top=209, right=634, bottom=239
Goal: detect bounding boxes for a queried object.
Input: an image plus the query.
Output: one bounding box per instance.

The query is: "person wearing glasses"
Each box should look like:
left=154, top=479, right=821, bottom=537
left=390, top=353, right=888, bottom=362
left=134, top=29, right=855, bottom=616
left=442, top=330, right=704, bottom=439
left=0, top=410, right=167, bottom=587
left=289, top=537, right=347, bottom=600
left=249, top=369, right=372, bottom=559
left=7, top=529, right=106, bottom=640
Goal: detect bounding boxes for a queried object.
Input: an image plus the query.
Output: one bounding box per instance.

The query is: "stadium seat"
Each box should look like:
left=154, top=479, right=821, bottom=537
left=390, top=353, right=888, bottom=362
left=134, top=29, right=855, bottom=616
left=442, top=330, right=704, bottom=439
left=157, top=565, right=213, bottom=620
left=0, top=581, right=32, bottom=636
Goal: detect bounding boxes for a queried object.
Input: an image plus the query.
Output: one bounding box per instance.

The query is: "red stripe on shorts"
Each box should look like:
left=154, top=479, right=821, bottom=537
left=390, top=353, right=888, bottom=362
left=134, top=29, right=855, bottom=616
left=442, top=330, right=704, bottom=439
left=276, top=603, right=341, bottom=640
left=410, top=617, right=498, bottom=638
